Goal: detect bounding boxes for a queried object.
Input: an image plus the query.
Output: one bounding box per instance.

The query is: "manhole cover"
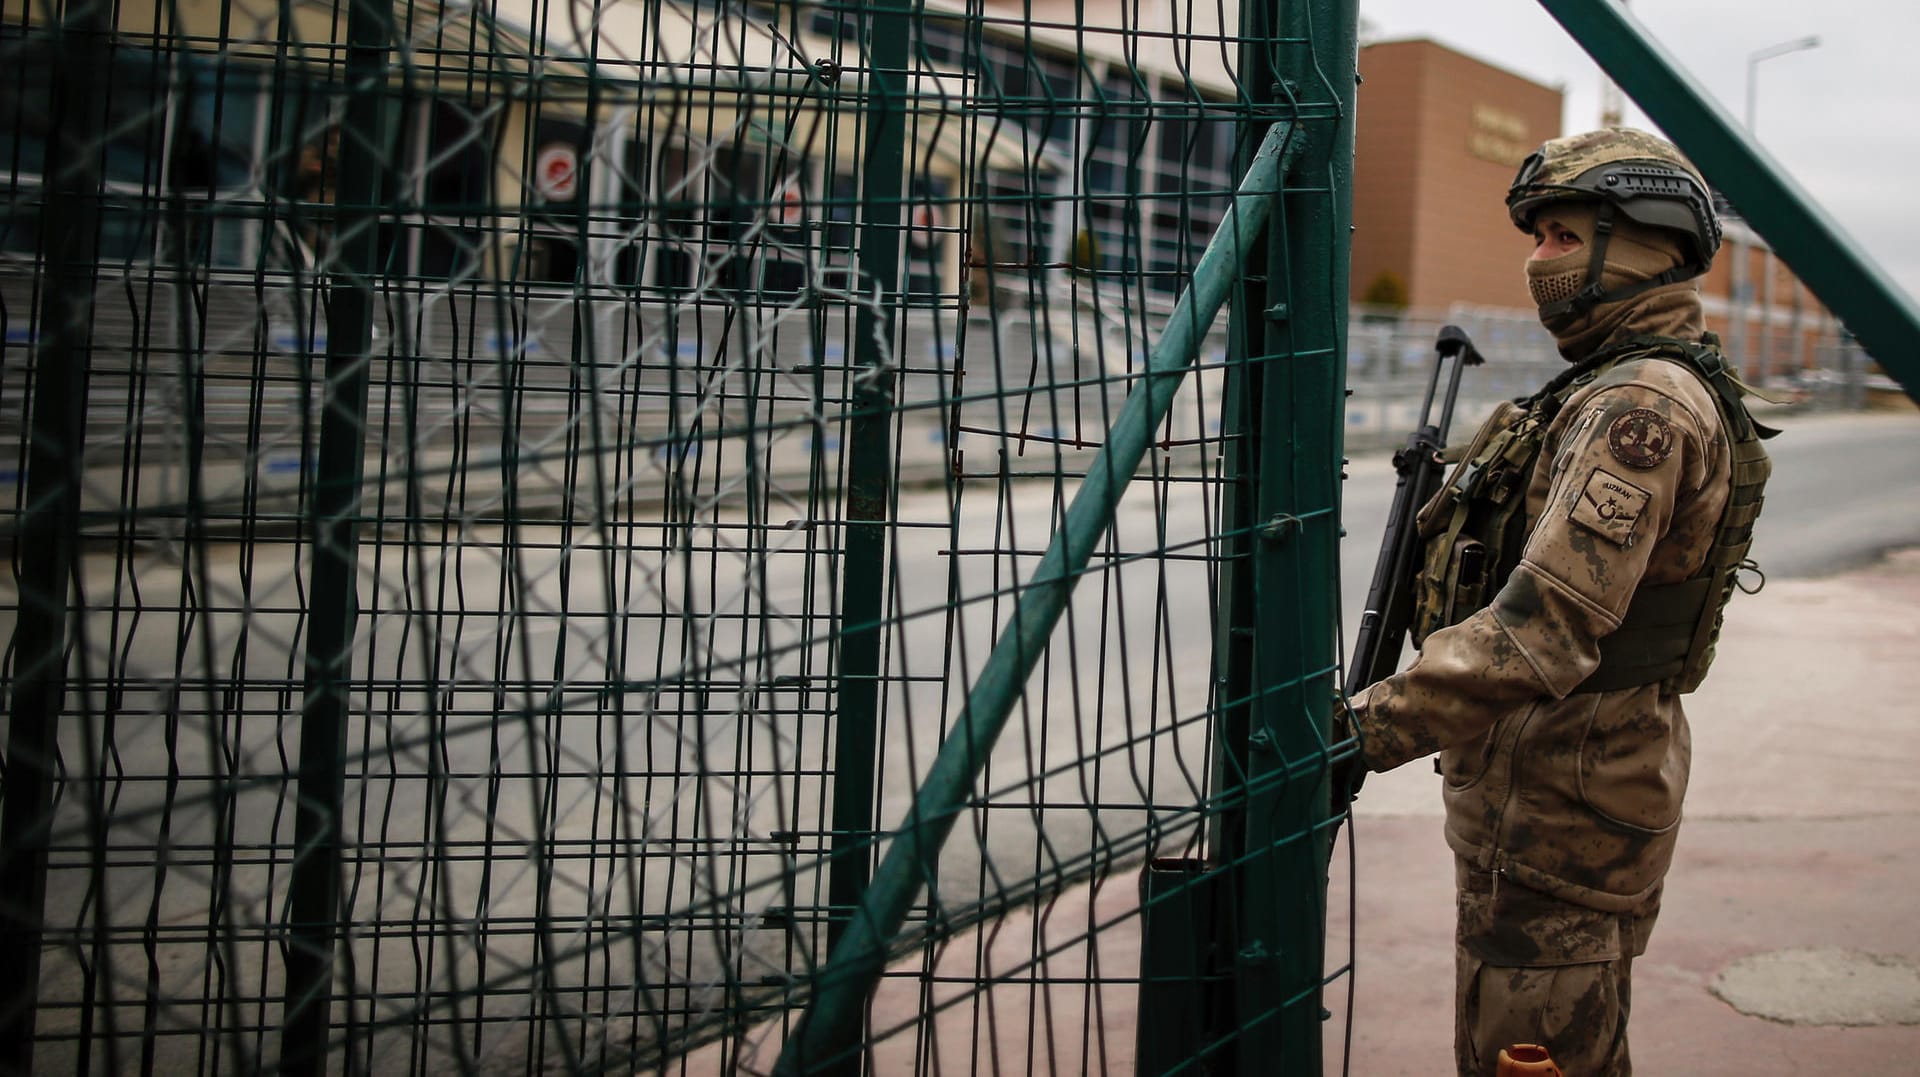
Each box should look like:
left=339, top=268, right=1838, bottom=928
left=1712, top=947, right=1920, bottom=1026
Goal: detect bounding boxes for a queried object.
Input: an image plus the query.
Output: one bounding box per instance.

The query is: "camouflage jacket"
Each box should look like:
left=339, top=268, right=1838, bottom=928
left=1350, top=349, right=1734, bottom=912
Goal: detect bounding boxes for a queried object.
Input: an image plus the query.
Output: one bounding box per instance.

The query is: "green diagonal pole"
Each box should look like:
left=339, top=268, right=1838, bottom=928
left=773, top=120, right=1296, bottom=1077
left=1538, top=0, right=1920, bottom=405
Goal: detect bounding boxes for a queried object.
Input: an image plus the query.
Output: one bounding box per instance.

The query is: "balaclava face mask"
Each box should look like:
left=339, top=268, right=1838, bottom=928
left=1524, top=201, right=1706, bottom=360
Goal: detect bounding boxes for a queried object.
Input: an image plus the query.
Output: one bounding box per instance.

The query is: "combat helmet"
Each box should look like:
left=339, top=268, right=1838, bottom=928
left=1506, top=128, right=1721, bottom=319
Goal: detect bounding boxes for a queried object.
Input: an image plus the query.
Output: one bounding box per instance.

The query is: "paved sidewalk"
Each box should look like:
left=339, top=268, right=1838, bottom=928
left=711, top=548, right=1920, bottom=1076
left=1325, top=547, right=1920, bottom=1073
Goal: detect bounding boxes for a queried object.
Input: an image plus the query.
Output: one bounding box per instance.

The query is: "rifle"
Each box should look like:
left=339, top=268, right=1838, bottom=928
left=1336, top=324, right=1483, bottom=804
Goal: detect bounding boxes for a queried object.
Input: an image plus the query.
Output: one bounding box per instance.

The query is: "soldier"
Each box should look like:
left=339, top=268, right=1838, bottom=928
left=1340, top=129, right=1774, bottom=1075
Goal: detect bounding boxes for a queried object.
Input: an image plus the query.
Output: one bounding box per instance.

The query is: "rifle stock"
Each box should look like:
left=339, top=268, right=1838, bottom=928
left=1338, top=325, right=1483, bottom=800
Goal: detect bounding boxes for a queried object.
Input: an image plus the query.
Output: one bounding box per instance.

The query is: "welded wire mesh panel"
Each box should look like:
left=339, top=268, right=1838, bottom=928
left=0, top=0, right=1351, bottom=1072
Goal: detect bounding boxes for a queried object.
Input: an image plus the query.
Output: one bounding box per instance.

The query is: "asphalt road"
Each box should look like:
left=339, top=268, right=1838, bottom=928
left=1718, top=410, right=1920, bottom=577
left=1336, top=407, right=1920, bottom=628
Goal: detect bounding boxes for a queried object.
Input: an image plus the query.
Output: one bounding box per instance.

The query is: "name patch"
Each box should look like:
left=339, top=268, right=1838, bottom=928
left=1607, top=407, right=1676, bottom=469
left=1571, top=468, right=1651, bottom=548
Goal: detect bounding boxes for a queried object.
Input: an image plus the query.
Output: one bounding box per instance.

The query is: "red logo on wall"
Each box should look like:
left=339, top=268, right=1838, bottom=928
left=772, top=176, right=805, bottom=228
left=534, top=143, right=579, bottom=201
left=909, top=202, right=942, bottom=247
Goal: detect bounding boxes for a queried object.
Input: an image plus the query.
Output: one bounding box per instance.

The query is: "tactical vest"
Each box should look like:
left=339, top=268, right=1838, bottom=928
left=1408, top=335, right=1774, bottom=695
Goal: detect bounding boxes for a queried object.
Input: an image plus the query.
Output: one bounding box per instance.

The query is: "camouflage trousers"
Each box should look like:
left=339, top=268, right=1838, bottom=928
left=1453, top=858, right=1661, bottom=1077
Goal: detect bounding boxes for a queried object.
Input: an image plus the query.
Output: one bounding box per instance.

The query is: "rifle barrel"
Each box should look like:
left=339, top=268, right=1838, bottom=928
left=1345, top=326, right=1484, bottom=700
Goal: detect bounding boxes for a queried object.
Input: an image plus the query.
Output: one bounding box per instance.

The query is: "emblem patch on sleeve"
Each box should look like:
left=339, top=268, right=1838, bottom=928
left=1606, top=407, right=1676, bottom=469
left=1570, top=468, right=1652, bottom=547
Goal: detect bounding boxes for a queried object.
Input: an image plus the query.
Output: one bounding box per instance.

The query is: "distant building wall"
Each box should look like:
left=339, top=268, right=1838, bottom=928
left=1351, top=39, right=1563, bottom=312
left=1703, top=226, right=1845, bottom=380
left=944, top=12, right=1843, bottom=378
left=1349, top=38, right=1838, bottom=379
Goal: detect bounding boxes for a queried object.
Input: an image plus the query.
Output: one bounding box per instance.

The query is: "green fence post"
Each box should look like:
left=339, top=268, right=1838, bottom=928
left=280, top=0, right=394, bottom=1071
left=1213, top=0, right=1356, bottom=1070
left=821, top=0, right=914, bottom=1056
left=1134, top=859, right=1231, bottom=1076
left=0, top=6, right=110, bottom=1073
left=1536, top=0, right=1920, bottom=403
left=1206, top=17, right=1277, bottom=1073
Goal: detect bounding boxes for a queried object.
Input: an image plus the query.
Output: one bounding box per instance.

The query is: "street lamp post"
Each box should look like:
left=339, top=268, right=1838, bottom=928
left=1747, top=36, right=1821, bottom=131
left=1740, top=35, right=1820, bottom=383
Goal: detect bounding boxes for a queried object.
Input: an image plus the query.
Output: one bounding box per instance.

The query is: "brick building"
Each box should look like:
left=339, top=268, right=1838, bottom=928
left=1352, top=37, right=1840, bottom=377
left=1350, top=38, right=1564, bottom=313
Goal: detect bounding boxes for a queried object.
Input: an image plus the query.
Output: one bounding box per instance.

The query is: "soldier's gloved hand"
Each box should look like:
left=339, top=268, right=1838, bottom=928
left=1329, top=699, right=1368, bottom=816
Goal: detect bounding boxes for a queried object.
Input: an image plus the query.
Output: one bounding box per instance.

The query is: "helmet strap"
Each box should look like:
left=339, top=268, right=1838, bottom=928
left=1538, top=202, right=1704, bottom=320
left=1582, top=203, right=1615, bottom=300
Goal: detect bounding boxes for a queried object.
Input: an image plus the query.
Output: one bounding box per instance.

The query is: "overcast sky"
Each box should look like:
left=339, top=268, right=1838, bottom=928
left=1357, top=0, right=1920, bottom=304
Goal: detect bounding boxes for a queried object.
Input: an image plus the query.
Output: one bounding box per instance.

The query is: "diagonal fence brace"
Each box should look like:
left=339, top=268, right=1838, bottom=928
left=1537, top=0, right=1920, bottom=404
left=774, top=119, right=1300, bottom=1077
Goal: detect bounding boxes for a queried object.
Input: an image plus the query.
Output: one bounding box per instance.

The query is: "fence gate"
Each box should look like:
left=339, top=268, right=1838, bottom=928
left=0, top=0, right=1356, bottom=1072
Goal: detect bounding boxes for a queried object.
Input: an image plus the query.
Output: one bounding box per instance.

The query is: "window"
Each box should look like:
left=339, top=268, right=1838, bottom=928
left=418, top=99, right=491, bottom=279
left=0, top=41, right=262, bottom=265
left=517, top=235, right=579, bottom=283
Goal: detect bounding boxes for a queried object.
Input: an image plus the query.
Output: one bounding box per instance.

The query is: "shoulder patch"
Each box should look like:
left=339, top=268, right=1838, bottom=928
left=1607, top=407, right=1676, bottom=469
left=1570, top=468, right=1651, bottom=548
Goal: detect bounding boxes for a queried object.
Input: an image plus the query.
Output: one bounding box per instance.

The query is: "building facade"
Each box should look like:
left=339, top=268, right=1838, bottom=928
left=1350, top=38, right=1563, bottom=314
left=1350, top=36, right=1841, bottom=380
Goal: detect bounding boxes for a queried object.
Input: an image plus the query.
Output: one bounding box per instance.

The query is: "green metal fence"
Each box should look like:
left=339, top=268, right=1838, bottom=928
left=0, top=0, right=1354, bottom=1071
left=8, top=0, right=1915, bottom=1073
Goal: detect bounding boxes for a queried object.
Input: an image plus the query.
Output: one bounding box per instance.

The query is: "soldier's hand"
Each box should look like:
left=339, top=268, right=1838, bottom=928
left=1329, top=700, right=1368, bottom=816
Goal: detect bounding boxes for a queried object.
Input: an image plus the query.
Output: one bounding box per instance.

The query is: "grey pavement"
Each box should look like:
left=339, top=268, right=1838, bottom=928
left=29, top=393, right=1916, bottom=1072
left=1326, top=543, right=1920, bottom=1074
left=1331, top=408, right=1920, bottom=1073
left=818, top=539, right=1920, bottom=1076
